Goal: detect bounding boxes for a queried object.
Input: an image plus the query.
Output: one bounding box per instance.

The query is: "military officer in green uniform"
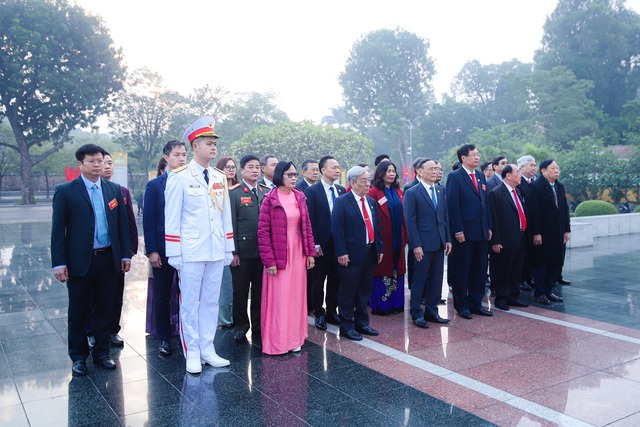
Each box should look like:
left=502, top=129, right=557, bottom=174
left=229, top=154, right=268, bottom=343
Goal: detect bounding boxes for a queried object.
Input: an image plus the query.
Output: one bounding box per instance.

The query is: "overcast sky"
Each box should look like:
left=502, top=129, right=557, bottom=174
left=76, top=0, right=640, bottom=124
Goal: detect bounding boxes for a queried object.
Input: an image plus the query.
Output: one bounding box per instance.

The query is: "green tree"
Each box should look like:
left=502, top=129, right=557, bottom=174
left=227, top=121, right=373, bottom=171
left=339, top=28, right=435, bottom=167
left=535, top=0, right=640, bottom=116
left=558, top=136, right=617, bottom=200
left=216, top=92, right=289, bottom=150
left=0, top=0, right=125, bottom=204
left=110, top=68, right=185, bottom=181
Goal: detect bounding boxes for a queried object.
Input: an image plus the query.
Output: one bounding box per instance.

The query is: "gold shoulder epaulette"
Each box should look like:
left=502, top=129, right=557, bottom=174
left=259, top=183, right=270, bottom=189
left=228, top=183, right=240, bottom=191
left=172, top=165, right=187, bottom=173
left=212, top=166, right=224, bottom=174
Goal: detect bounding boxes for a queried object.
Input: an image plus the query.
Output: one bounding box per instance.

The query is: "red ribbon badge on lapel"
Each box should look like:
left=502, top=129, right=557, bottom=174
left=108, top=199, right=118, bottom=210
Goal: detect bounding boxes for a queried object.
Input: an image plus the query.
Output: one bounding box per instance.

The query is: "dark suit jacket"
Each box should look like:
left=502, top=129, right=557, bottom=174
left=51, top=177, right=130, bottom=276
left=295, top=179, right=311, bottom=192
left=486, top=174, right=502, bottom=192
left=488, top=183, right=526, bottom=250
left=331, top=193, right=383, bottom=264
left=516, top=177, right=530, bottom=199
left=229, top=182, right=265, bottom=259
left=445, top=167, right=491, bottom=241
left=120, top=186, right=139, bottom=256
left=143, top=173, right=168, bottom=257
left=525, top=175, right=571, bottom=266
left=305, top=181, right=346, bottom=250
left=405, top=183, right=450, bottom=252
left=403, top=177, right=419, bottom=191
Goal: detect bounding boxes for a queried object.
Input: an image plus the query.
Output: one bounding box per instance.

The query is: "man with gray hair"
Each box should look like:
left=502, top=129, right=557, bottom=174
left=332, top=165, right=383, bottom=341
left=517, top=155, right=536, bottom=197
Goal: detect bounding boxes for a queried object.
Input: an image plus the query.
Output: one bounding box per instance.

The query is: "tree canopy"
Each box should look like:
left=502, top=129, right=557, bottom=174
left=227, top=121, right=373, bottom=171
left=0, top=0, right=125, bottom=203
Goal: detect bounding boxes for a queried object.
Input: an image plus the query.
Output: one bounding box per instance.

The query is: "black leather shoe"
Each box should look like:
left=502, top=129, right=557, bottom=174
left=159, top=340, right=172, bottom=356
left=93, top=355, right=117, bottom=370
left=87, top=335, right=95, bottom=350
left=557, top=278, right=572, bottom=285
left=520, top=282, right=533, bottom=291
left=548, top=293, right=564, bottom=302
left=72, top=360, right=87, bottom=376
left=355, top=325, right=379, bottom=336
left=470, top=307, right=494, bottom=316
left=536, top=295, right=551, bottom=305
left=494, top=301, right=510, bottom=311
left=315, top=315, right=327, bottom=331
left=458, top=310, right=473, bottom=320
left=340, top=329, right=363, bottom=341
left=425, top=314, right=450, bottom=324
left=413, top=318, right=429, bottom=329
left=508, top=300, right=529, bottom=307
left=234, top=331, right=248, bottom=343
left=109, top=334, right=124, bottom=347
left=326, top=313, right=341, bottom=326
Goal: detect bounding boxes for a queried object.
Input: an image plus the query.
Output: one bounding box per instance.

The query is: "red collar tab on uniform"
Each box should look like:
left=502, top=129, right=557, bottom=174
left=243, top=186, right=249, bottom=193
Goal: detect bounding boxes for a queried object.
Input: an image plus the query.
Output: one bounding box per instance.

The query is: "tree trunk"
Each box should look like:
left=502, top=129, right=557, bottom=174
left=7, top=109, right=36, bottom=204
left=45, top=170, right=50, bottom=198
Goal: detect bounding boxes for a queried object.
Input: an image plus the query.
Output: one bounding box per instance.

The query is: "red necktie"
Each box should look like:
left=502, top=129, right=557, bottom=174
left=512, top=189, right=527, bottom=231
left=361, top=197, right=374, bottom=244
left=470, top=173, right=479, bottom=192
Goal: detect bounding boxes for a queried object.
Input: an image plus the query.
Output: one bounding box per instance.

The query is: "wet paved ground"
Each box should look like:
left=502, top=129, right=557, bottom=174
left=1, top=213, right=640, bottom=426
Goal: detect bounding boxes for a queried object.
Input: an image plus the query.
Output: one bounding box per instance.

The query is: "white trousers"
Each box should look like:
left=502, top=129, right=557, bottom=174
left=178, top=260, right=223, bottom=362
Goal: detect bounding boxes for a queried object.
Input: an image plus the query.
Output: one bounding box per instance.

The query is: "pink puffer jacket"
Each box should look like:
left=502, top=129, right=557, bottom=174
left=257, top=187, right=316, bottom=269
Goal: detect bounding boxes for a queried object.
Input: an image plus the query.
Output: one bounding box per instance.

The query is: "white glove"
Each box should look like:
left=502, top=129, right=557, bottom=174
left=224, top=252, right=234, bottom=266
left=168, top=256, right=182, bottom=271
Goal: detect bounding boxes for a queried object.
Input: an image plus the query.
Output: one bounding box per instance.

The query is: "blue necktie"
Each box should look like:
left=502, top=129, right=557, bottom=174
left=91, top=184, right=109, bottom=245
left=551, top=183, right=558, bottom=207
left=203, top=169, right=209, bottom=185
left=330, top=187, right=336, bottom=203
left=430, top=186, right=437, bottom=209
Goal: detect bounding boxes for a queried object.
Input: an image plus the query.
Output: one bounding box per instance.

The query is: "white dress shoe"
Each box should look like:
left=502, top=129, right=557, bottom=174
left=186, top=358, right=202, bottom=374
left=201, top=354, right=230, bottom=367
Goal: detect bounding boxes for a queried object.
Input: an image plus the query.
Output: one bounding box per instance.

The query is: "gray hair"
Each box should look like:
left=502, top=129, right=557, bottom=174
left=346, top=165, right=367, bottom=184
left=517, top=155, right=535, bottom=169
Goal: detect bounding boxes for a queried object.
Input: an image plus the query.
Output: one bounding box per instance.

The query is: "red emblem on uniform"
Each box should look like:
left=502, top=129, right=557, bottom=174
left=243, top=186, right=249, bottom=193
left=241, top=197, right=252, bottom=204
left=108, top=199, right=118, bottom=210
left=482, top=184, right=486, bottom=191
left=213, top=183, right=223, bottom=190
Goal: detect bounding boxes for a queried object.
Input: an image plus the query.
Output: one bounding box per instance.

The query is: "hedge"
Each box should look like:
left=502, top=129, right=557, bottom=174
left=573, top=200, right=618, bottom=217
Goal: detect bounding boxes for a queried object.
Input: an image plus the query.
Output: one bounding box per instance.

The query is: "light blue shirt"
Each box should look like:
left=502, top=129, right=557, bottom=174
left=81, top=175, right=111, bottom=249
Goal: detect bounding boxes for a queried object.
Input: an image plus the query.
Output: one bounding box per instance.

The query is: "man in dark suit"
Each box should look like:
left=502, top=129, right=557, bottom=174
left=516, top=155, right=537, bottom=291
left=488, top=164, right=530, bottom=311
left=258, top=154, right=278, bottom=189
left=305, top=155, right=345, bottom=330
left=98, top=152, right=138, bottom=347
left=51, top=144, right=131, bottom=376
left=486, top=155, right=508, bottom=192
left=446, top=144, right=493, bottom=319
left=332, top=165, right=383, bottom=341
left=405, top=159, right=452, bottom=328
left=229, top=154, right=265, bottom=343
left=295, top=159, right=319, bottom=192
left=143, top=140, right=187, bottom=355
left=526, top=160, right=571, bottom=305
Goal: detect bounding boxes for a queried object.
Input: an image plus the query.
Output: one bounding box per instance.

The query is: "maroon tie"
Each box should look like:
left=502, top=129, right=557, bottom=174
left=361, top=197, right=374, bottom=244
left=512, top=189, right=527, bottom=231
left=470, top=173, right=479, bottom=192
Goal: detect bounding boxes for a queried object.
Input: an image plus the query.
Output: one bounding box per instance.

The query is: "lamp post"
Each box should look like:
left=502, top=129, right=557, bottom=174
left=402, top=117, right=419, bottom=174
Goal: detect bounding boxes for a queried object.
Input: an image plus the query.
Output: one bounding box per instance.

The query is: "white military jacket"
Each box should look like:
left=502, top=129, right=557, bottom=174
left=164, top=159, right=235, bottom=262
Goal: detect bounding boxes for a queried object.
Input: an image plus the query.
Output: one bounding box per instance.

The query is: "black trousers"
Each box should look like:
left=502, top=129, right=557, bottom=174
left=152, top=255, right=177, bottom=341
left=230, top=257, right=263, bottom=335
left=68, top=250, right=116, bottom=361
left=492, top=245, right=525, bottom=305
left=110, top=271, right=125, bottom=334
left=533, top=264, right=562, bottom=298
left=338, top=245, right=376, bottom=331
left=410, top=247, right=444, bottom=320
left=449, top=240, right=489, bottom=313
left=311, top=242, right=340, bottom=318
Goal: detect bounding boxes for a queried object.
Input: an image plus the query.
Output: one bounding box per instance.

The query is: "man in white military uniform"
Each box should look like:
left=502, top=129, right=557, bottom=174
left=164, top=116, right=235, bottom=374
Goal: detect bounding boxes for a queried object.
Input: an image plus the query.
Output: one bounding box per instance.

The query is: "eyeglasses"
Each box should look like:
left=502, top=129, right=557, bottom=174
left=284, top=172, right=299, bottom=178
left=224, top=165, right=237, bottom=170
left=84, top=159, right=104, bottom=165
left=426, top=167, right=443, bottom=172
